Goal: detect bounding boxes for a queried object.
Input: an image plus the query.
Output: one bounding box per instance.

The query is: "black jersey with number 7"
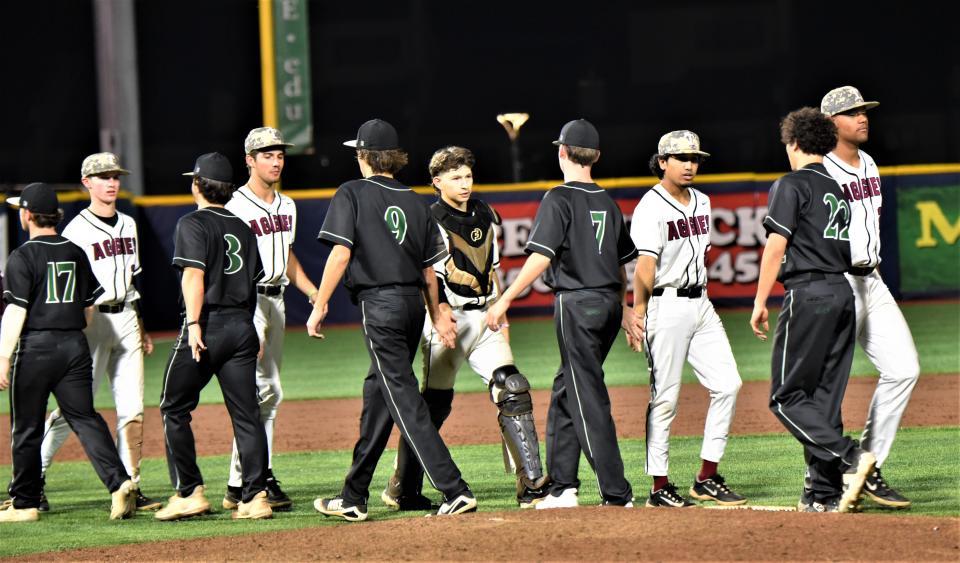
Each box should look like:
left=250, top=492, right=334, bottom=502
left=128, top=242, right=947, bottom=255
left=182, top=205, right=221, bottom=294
left=171, top=207, right=264, bottom=311
left=763, top=163, right=852, bottom=281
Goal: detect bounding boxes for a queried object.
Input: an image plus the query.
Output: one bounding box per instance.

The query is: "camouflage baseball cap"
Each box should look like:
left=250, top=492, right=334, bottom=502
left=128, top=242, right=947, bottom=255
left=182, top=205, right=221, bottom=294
left=244, top=126, right=294, bottom=154
left=81, top=152, right=131, bottom=178
left=657, top=130, right=710, bottom=158
left=820, top=86, right=879, bottom=117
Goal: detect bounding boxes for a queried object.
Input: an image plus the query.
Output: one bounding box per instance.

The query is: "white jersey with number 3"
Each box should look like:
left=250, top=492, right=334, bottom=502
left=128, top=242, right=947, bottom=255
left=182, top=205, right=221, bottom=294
left=225, top=185, right=298, bottom=285
left=822, top=150, right=882, bottom=269
left=62, top=209, right=141, bottom=305
left=630, top=184, right=710, bottom=288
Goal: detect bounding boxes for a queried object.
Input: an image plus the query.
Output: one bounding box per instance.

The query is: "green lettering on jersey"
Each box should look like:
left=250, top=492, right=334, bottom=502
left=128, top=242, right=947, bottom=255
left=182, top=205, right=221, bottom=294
left=384, top=206, right=408, bottom=244
left=822, top=193, right=851, bottom=241
left=45, top=261, right=76, bottom=303
left=590, top=210, right=607, bottom=253
left=224, top=234, right=243, bottom=274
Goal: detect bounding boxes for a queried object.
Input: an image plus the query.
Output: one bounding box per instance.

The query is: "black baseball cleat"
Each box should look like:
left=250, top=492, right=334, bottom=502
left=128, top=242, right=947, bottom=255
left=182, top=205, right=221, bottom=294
left=37, top=477, right=49, bottom=512
left=265, top=476, right=293, bottom=511
left=646, top=483, right=695, bottom=508
left=518, top=485, right=551, bottom=509
left=136, top=490, right=162, bottom=511
left=689, top=474, right=747, bottom=506
left=798, top=496, right=841, bottom=513
left=381, top=489, right=438, bottom=512
left=864, top=467, right=911, bottom=509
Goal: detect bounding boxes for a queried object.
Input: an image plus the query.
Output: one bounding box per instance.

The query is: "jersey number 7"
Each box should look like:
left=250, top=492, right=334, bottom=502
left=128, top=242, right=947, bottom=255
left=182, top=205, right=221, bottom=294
left=45, top=261, right=76, bottom=304
left=590, top=210, right=607, bottom=254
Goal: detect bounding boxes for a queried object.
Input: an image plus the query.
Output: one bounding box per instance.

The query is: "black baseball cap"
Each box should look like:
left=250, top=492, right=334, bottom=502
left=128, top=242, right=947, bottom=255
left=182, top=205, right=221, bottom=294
left=343, top=119, right=401, bottom=150
left=182, top=152, right=234, bottom=183
left=552, top=119, right=600, bottom=150
left=6, top=182, right=59, bottom=214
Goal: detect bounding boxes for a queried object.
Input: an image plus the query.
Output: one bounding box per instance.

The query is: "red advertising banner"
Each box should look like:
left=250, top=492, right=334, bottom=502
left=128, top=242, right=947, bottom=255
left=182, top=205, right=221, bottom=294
left=494, top=190, right=782, bottom=308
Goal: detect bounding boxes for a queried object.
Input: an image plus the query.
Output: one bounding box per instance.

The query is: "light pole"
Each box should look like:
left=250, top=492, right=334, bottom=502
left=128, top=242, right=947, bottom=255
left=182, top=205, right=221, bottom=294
left=497, top=113, right=529, bottom=183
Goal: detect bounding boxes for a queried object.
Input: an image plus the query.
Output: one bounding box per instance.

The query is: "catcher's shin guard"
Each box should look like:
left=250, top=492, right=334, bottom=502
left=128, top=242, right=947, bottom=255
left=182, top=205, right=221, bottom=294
left=490, top=365, right=547, bottom=489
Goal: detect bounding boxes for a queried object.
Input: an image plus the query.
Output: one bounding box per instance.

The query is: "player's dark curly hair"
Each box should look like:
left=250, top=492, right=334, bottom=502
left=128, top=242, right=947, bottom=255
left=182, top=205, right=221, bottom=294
left=195, top=176, right=236, bottom=205
left=429, top=146, right=475, bottom=178
left=779, top=107, right=838, bottom=156
left=562, top=145, right=600, bottom=167
left=31, top=210, right=64, bottom=228
left=648, top=154, right=665, bottom=179
left=358, top=149, right=408, bottom=175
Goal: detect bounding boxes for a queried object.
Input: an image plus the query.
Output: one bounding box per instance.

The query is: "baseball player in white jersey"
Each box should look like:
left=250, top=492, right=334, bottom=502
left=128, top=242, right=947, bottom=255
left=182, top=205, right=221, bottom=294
left=381, top=146, right=549, bottom=511
left=820, top=86, right=918, bottom=508
left=629, top=131, right=746, bottom=508
left=39, top=152, right=160, bottom=512
left=221, top=127, right=318, bottom=511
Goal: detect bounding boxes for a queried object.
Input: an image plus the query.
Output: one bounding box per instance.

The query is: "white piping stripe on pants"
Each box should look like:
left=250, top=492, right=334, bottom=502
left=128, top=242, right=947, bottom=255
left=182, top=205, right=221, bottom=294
left=361, top=301, right=438, bottom=490
left=558, top=293, right=602, bottom=494
left=159, top=321, right=187, bottom=490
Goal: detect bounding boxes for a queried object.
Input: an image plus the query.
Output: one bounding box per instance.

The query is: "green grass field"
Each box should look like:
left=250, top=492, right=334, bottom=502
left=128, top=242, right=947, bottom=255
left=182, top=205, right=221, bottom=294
left=0, top=426, right=957, bottom=557
left=1, top=300, right=954, bottom=414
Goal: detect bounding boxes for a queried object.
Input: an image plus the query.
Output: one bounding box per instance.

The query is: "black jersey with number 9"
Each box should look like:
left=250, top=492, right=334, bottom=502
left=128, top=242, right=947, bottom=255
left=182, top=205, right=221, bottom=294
left=317, top=175, right=448, bottom=294
left=172, top=207, right=264, bottom=310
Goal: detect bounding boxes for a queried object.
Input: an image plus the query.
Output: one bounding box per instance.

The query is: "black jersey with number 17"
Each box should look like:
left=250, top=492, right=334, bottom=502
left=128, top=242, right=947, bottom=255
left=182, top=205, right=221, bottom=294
left=525, top=182, right=638, bottom=291
left=2, top=235, right=104, bottom=331
left=317, top=175, right=448, bottom=293
left=763, top=163, right=852, bottom=281
left=172, top=207, right=264, bottom=310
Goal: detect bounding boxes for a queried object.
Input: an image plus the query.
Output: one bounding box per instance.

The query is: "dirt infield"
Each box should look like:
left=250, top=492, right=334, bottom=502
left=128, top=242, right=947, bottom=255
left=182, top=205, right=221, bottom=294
left=3, top=374, right=955, bottom=464
left=24, top=507, right=960, bottom=561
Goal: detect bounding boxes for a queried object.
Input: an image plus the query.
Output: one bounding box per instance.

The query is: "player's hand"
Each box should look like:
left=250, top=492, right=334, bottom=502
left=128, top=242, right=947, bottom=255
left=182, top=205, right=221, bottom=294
left=485, top=300, right=509, bottom=332
left=0, top=357, right=9, bottom=391
left=620, top=306, right=644, bottom=343
left=434, top=311, right=458, bottom=349
left=750, top=304, right=769, bottom=341
left=188, top=324, right=206, bottom=362
left=142, top=331, right=154, bottom=356
left=625, top=332, right=644, bottom=353
left=257, top=340, right=265, bottom=361
left=307, top=302, right=328, bottom=339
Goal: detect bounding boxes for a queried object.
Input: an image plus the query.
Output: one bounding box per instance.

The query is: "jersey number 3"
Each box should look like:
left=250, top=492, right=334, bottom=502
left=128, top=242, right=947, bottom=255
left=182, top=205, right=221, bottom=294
left=822, top=193, right=850, bottom=241
left=384, top=206, right=408, bottom=244
left=45, top=261, right=76, bottom=303
left=224, top=234, right=243, bottom=274
left=590, top=210, right=607, bottom=253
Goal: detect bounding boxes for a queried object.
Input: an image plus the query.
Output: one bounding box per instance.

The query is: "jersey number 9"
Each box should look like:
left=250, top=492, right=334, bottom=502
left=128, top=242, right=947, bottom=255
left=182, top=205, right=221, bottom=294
left=384, top=206, right=408, bottom=244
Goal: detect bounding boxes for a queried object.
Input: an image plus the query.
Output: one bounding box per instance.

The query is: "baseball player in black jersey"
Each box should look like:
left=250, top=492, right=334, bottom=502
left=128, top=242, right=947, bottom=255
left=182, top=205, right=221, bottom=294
left=487, top=119, right=642, bottom=508
left=0, top=183, right=137, bottom=523
left=308, top=119, right=476, bottom=521
left=154, top=153, right=272, bottom=521
left=751, top=108, right=876, bottom=513
left=381, top=146, right=550, bottom=511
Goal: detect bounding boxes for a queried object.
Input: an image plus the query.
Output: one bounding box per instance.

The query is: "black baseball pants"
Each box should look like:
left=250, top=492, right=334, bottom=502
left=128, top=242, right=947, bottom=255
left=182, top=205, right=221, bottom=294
left=546, top=289, right=632, bottom=505
left=339, top=286, right=469, bottom=505
left=160, top=309, right=267, bottom=503
left=769, top=274, right=857, bottom=500
left=8, top=331, right=129, bottom=509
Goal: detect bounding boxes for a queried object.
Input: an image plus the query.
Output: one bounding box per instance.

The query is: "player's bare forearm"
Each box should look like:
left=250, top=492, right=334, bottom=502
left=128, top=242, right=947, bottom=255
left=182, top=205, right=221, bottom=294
left=633, top=256, right=657, bottom=316
left=181, top=268, right=205, bottom=322
left=751, top=233, right=787, bottom=340
left=308, top=244, right=350, bottom=338
left=422, top=268, right=442, bottom=323
left=0, top=304, right=27, bottom=387
left=287, top=251, right=318, bottom=302
left=486, top=253, right=550, bottom=331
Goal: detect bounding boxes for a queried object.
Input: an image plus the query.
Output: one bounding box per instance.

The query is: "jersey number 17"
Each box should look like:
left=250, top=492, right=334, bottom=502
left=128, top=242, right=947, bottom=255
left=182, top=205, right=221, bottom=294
left=45, top=261, right=76, bottom=303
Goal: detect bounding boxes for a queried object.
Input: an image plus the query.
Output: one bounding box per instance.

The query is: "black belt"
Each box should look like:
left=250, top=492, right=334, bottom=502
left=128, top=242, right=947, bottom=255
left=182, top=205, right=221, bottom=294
left=652, top=286, right=703, bottom=298
left=848, top=266, right=875, bottom=276
left=782, top=271, right=847, bottom=289
left=257, top=285, right=283, bottom=296
left=462, top=303, right=487, bottom=311
left=98, top=303, right=125, bottom=313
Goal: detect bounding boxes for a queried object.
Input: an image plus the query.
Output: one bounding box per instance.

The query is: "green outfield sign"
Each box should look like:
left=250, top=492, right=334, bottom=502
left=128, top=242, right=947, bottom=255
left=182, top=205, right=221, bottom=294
left=898, top=185, right=960, bottom=293
left=264, top=0, right=313, bottom=155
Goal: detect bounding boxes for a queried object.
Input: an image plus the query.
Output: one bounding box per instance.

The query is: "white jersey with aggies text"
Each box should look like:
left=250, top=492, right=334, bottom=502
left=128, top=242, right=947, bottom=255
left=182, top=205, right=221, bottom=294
left=630, top=184, right=710, bottom=289
left=822, top=150, right=882, bottom=269
left=62, top=209, right=141, bottom=305
left=225, top=185, right=297, bottom=285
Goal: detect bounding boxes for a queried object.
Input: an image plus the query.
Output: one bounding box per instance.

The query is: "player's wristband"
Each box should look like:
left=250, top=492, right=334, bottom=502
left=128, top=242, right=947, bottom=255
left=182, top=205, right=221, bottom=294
left=186, top=320, right=199, bottom=327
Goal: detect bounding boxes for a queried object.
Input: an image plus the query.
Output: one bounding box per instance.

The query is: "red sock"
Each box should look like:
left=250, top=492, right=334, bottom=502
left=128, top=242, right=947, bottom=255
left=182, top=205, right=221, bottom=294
left=652, top=476, right=669, bottom=491
left=698, top=460, right=718, bottom=482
